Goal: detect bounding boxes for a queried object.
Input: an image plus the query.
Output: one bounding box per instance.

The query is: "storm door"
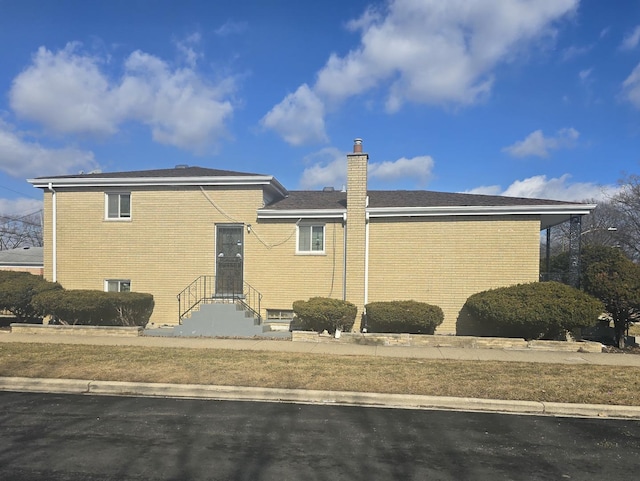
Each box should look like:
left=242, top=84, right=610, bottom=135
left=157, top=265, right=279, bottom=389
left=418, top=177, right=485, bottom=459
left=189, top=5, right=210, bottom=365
left=215, top=225, right=244, bottom=297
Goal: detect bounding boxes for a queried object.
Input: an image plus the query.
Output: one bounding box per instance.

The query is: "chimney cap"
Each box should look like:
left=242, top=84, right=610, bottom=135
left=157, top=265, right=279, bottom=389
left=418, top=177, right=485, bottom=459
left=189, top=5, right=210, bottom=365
left=353, top=138, right=363, bottom=153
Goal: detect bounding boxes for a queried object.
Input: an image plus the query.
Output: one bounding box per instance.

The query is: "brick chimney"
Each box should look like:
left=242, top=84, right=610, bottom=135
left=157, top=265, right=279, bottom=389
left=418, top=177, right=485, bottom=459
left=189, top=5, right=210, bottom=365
left=345, top=138, right=368, bottom=331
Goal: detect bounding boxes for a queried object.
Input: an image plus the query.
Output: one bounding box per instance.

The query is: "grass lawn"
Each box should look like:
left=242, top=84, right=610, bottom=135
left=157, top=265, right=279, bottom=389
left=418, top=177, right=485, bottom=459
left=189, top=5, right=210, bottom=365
left=1, top=342, right=639, bottom=406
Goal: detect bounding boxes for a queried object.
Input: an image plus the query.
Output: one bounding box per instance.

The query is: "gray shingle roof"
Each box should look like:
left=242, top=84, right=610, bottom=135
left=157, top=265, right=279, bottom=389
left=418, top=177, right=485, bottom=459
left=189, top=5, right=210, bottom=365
left=0, top=246, right=43, bottom=266
left=263, top=190, right=580, bottom=210
left=36, top=166, right=263, bottom=180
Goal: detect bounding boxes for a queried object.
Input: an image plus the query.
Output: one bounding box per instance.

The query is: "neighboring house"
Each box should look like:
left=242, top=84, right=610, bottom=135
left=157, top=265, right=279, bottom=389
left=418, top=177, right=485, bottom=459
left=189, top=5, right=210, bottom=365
left=27, top=140, right=594, bottom=333
left=0, top=246, right=44, bottom=276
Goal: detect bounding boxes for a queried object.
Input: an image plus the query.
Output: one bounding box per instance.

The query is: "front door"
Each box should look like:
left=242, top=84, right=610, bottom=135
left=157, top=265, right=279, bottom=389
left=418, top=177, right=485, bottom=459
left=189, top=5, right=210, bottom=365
left=215, top=225, right=244, bottom=296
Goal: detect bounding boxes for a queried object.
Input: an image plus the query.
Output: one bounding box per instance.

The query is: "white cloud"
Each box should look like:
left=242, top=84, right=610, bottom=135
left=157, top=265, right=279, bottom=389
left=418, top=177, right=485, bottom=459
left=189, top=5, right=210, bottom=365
left=10, top=43, right=119, bottom=136
left=466, top=174, right=615, bottom=202
left=465, top=184, right=502, bottom=196
left=621, top=25, right=640, bottom=50
left=0, top=121, right=98, bottom=178
left=622, top=62, right=640, bottom=109
left=261, top=84, right=328, bottom=146
left=316, top=0, right=577, bottom=111
left=263, top=0, right=577, bottom=144
left=122, top=50, right=234, bottom=152
left=298, top=148, right=345, bottom=189
left=561, top=44, right=592, bottom=61
left=176, top=33, right=202, bottom=68
left=298, top=148, right=435, bottom=189
left=215, top=21, right=248, bottom=36
left=0, top=197, right=43, bottom=216
left=502, top=128, right=579, bottom=158
left=579, top=68, right=593, bottom=81
left=369, top=155, right=434, bottom=183
left=9, top=41, right=234, bottom=153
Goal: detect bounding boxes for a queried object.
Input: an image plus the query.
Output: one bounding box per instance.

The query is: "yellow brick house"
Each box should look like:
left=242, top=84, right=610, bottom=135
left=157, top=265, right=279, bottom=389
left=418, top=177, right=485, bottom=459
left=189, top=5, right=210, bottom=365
left=28, top=139, right=594, bottom=334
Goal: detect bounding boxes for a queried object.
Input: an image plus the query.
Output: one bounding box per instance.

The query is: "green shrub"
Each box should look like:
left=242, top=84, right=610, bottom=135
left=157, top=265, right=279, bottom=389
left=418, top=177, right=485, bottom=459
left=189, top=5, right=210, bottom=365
left=462, top=282, right=604, bottom=340
left=109, top=292, right=155, bottom=326
left=365, top=300, right=443, bottom=334
left=0, top=271, right=62, bottom=322
left=32, top=289, right=154, bottom=327
left=292, top=297, right=357, bottom=334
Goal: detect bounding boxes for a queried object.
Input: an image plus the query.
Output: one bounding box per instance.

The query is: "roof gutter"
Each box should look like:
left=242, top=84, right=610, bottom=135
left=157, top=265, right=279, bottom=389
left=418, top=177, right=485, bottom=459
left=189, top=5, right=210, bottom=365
left=28, top=175, right=287, bottom=194
left=258, top=209, right=346, bottom=220
left=257, top=203, right=595, bottom=221
left=367, top=204, right=596, bottom=218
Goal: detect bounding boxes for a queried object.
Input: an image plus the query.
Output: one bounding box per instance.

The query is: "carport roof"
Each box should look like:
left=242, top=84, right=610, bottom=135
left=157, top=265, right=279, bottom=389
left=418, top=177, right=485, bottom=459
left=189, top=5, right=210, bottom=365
left=258, top=190, right=595, bottom=229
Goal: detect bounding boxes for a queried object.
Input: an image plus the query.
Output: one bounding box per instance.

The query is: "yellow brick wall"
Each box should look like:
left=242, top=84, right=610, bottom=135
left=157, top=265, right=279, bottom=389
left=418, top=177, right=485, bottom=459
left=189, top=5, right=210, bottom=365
left=46, top=186, right=260, bottom=325
left=41, top=184, right=541, bottom=332
left=367, top=216, right=541, bottom=333
left=247, top=218, right=346, bottom=311
left=42, top=186, right=347, bottom=326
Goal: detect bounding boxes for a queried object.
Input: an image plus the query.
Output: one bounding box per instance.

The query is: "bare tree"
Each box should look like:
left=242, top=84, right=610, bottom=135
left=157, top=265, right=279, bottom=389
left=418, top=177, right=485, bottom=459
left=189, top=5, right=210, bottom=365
left=0, top=210, right=43, bottom=250
left=611, top=174, right=640, bottom=261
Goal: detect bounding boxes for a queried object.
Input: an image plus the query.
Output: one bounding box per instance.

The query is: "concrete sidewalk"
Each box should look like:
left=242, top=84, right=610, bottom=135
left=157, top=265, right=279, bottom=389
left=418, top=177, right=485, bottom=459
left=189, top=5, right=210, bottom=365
left=2, top=331, right=640, bottom=419
left=2, top=330, right=640, bottom=366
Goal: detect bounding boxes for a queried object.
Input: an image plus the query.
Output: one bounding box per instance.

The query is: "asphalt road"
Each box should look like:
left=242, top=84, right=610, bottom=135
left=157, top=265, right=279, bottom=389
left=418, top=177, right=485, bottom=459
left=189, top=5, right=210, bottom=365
left=1, top=392, right=639, bottom=481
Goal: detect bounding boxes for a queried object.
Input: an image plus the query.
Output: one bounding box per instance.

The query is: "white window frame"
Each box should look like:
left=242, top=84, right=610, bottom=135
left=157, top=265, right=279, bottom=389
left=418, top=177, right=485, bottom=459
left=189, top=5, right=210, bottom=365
left=105, top=192, right=131, bottom=220
left=266, top=309, right=295, bottom=320
left=296, top=224, right=325, bottom=255
left=105, top=279, right=131, bottom=292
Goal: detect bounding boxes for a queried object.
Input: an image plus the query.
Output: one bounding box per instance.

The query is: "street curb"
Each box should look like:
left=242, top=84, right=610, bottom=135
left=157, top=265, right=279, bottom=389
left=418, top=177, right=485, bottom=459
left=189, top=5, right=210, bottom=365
left=1, top=376, right=639, bottom=419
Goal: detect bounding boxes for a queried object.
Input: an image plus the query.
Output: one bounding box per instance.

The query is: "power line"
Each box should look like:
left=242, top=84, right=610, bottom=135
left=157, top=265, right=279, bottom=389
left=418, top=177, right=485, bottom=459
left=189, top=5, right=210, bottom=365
left=0, top=183, right=41, bottom=200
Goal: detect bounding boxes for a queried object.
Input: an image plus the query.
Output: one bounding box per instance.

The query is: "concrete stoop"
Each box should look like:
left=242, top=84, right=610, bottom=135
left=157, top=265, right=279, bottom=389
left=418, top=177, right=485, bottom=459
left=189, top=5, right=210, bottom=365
left=145, top=302, right=290, bottom=338
left=291, top=331, right=604, bottom=352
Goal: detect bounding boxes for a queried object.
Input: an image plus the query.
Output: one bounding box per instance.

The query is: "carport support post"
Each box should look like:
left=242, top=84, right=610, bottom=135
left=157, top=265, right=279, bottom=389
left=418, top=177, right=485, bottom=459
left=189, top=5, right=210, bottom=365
left=568, top=215, right=582, bottom=288
left=545, top=227, right=551, bottom=281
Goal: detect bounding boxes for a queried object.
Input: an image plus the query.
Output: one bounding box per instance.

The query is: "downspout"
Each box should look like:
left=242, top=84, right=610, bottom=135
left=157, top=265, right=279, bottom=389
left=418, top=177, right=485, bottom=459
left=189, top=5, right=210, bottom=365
left=364, top=209, right=370, bottom=308
left=47, top=182, right=57, bottom=282
left=342, top=212, right=347, bottom=301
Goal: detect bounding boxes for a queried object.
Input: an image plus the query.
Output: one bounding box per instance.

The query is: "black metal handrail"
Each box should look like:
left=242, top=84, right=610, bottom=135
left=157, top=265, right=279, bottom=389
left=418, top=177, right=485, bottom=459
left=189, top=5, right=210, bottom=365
left=177, top=275, right=262, bottom=324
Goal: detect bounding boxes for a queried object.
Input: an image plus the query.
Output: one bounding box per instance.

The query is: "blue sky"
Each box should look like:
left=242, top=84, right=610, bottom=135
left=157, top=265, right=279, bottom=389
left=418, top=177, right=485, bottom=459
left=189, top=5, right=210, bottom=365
left=1, top=0, right=640, bottom=217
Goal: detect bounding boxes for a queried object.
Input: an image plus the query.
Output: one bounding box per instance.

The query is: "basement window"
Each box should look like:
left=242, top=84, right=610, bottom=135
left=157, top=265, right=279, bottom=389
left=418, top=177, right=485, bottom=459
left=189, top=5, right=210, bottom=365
left=106, top=193, right=131, bottom=220
left=297, top=224, right=325, bottom=254
left=266, top=309, right=295, bottom=320
left=105, top=279, right=131, bottom=292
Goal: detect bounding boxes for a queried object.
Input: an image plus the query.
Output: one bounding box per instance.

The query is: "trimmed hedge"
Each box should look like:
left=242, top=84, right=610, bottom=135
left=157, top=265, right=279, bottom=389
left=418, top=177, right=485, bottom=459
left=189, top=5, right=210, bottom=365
left=365, top=300, right=443, bottom=334
left=0, top=271, right=62, bottom=322
left=462, top=281, right=604, bottom=340
left=32, top=289, right=154, bottom=327
left=292, top=297, right=357, bottom=334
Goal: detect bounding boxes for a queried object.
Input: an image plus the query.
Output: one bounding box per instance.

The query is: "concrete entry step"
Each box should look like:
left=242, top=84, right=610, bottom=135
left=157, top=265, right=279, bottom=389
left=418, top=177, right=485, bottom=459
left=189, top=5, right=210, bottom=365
left=146, top=302, right=291, bottom=339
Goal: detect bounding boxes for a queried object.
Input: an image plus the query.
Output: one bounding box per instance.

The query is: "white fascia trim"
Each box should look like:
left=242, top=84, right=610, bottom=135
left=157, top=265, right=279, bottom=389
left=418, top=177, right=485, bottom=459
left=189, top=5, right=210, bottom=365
left=367, top=204, right=596, bottom=218
left=257, top=204, right=595, bottom=220
left=28, top=175, right=288, bottom=196
left=258, top=209, right=346, bottom=219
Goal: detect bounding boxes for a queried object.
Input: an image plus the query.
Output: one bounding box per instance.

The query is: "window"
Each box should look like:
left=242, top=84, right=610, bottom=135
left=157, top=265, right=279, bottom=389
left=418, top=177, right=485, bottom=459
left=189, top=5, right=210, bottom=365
left=106, top=193, right=131, bottom=219
left=297, top=224, right=325, bottom=253
left=266, top=309, right=295, bottom=320
left=105, top=279, right=131, bottom=292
